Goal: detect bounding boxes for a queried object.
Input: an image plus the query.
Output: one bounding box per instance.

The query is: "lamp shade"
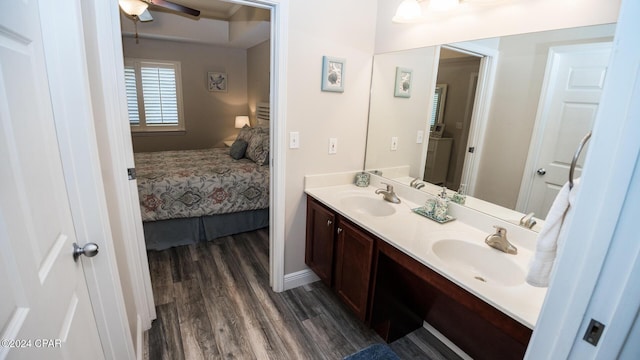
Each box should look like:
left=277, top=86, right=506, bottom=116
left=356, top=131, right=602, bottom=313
left=392, top=0, right=422, bottom=23
left=119, top=0, right=149, bottom=16
left=235, top=116, right=250, bottom=129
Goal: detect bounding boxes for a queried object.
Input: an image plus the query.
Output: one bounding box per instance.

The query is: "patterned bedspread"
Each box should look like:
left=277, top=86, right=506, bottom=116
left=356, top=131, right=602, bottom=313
left=134, top=148, right=269, bottom=222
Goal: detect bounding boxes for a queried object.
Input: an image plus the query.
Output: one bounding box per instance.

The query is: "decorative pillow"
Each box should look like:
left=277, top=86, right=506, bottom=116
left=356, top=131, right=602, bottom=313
left=245, top=131, right=269, bottom=165
left=236, top=125, right=255, bottom=144
left=229, top=139, right=248, bottom=160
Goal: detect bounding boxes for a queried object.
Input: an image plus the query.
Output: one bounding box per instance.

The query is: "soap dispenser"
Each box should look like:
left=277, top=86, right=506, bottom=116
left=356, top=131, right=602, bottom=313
left=451, top=184, right=467, bottom=205
left=434, top=187, right=450, bottom=221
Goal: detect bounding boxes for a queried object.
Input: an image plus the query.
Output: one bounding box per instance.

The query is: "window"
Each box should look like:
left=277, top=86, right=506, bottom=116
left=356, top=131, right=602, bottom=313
left=124, top=59, right=184, bottom=132
left=430, top=84, right=448, bottom=127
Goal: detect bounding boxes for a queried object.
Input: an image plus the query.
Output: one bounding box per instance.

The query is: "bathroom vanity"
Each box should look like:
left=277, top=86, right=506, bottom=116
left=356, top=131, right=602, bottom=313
left=304, top=176, right=546, bottom=360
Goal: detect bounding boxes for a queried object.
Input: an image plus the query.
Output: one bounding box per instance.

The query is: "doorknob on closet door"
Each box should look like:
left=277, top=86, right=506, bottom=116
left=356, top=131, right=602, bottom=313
left=536, top=168, right=546, bottom=175
left=73, top=242, right=99, bottom=261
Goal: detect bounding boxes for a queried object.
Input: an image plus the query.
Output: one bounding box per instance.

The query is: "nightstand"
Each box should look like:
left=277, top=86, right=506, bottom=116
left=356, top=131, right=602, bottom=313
left=223, top=140, right=235, bottom=147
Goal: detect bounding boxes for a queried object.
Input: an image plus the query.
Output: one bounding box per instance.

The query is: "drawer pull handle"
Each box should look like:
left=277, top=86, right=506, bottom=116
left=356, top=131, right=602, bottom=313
left=337, top=228, right=343, bottom=234
left=327, top=219, right=332, bottom=226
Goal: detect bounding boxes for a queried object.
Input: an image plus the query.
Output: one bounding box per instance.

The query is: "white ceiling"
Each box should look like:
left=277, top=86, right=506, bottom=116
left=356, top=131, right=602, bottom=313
left=120, top=0, right=271, bottom=49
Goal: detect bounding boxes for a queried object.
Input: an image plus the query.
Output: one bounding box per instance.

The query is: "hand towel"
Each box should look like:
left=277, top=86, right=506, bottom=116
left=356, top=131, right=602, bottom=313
left=526, top=178, right=580, bottom=287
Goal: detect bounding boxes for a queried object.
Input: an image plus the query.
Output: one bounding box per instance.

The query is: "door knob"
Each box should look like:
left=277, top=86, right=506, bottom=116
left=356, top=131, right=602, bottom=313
left=536, top=168, right=546, bottom=175
left=73, top=242, right=99, bottom=261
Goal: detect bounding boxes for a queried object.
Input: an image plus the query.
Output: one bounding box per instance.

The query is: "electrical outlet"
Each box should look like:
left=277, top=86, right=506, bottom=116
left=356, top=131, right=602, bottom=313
left=289, top=132, right=299, bottom=149
left=391, top=136, right=398, bottom=151
left=328, top=138, right=338, bottom=154
left=416, top=130, right=424, bottom=143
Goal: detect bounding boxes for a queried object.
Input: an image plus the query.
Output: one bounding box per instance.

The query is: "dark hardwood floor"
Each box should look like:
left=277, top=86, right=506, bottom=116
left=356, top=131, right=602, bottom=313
left=144, top=228, right=461, bottom=360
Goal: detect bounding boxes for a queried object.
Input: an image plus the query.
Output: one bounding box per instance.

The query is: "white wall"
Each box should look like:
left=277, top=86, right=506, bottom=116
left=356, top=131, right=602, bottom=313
left=284, top=0, right=378, bottom=274
left=365, top=46, right=438, bottom=178
left=374, top=0, right=620, bottom=53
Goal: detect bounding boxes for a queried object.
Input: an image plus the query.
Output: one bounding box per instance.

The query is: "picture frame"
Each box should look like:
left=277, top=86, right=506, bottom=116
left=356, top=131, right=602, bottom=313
left=394, top=67, right=412, bottom=98
left=208, top=72, right=227, bottom=92
left=431, top=123, right=446, bottom=138
left=321, top=56, right=345, bottom=92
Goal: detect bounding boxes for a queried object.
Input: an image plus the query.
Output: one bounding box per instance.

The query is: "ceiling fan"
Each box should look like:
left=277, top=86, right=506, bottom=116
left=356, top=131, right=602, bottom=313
left=118, top=0, right=201, bottom=22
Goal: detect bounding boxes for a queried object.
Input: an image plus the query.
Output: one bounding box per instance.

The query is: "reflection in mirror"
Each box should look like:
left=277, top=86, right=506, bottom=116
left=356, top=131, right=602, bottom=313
left=364, top=24, right=616, bottom=228
left=431, top=84, right=447, bottom=128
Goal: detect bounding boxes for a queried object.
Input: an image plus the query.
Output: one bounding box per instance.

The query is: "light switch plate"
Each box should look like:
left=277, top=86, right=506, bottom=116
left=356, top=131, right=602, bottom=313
left=416, top=130, right=424, bottom=144
left=329, top=138, right=337, bottom=154
left=391, top=136, right=398, bottom=151
left=289, top=132, right=299, bottom=149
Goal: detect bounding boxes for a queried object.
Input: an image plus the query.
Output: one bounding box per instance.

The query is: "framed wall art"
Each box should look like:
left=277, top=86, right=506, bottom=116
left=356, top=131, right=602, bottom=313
left=321, top=56, right=345, bottom=93
left=394, top=67, right=412, bottom=98
left=208, top=72, right=227, bottom=92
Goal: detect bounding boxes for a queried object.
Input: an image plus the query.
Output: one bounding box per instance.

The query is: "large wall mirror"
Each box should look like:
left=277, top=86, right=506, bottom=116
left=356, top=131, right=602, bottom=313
left=364, top=23, right=616, bottom=229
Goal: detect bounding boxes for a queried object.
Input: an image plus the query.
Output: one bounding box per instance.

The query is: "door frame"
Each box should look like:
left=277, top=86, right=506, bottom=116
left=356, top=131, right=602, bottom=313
left=436, top=42, right=499, bottom=196
left=516, top=42, right=613, bottom=214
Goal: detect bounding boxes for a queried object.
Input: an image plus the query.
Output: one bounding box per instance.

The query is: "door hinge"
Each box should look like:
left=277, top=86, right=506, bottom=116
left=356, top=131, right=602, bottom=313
left=468, top=147, right=475, bottom=153
left=127, top=168, right=136, bottom=180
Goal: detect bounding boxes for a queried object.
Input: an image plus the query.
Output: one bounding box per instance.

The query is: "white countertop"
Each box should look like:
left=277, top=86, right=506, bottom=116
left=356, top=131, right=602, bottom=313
left=304, top=181, right=547, bottom=329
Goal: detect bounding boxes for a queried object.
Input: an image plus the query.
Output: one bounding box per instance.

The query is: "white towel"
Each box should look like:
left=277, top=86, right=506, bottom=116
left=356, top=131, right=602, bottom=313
left=526, top=178, right=580, bottom=287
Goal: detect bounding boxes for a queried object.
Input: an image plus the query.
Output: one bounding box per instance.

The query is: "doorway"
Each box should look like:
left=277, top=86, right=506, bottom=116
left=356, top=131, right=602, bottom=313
left=425, top=47, right=482, bottom=191
left=117, top=0, right=284, bottom=285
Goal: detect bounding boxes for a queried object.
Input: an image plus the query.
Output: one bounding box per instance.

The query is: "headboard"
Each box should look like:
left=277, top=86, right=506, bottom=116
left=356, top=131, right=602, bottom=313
left=256, top=102, right=270, bottom=127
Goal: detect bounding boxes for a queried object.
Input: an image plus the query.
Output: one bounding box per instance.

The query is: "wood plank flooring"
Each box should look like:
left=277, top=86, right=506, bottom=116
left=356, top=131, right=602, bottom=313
left=144, top=228, right=462, bottom=360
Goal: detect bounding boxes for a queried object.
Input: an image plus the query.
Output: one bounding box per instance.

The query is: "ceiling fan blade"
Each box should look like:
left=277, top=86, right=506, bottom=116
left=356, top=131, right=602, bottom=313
left=137, top=9, right=154, bottom=22
left=149, top=0, right=200, bottom=17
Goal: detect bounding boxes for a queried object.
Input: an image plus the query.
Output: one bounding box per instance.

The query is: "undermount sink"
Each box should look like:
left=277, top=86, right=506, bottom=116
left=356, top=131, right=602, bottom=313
left=340, top=195, right=396, bottom=217
left=432, top=239, right=525, bottom=287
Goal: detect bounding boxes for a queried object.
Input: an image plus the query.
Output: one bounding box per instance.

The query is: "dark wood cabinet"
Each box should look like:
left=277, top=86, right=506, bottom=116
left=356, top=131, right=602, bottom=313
left=304, top=194, right=531, bottom=359
left=334, top=219, right=374, bottom=321
left=305, top=197, right=336, bottom=287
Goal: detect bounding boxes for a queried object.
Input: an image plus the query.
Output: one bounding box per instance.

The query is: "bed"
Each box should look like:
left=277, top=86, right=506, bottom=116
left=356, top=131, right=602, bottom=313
left=136, top=124, right=270, bottom=250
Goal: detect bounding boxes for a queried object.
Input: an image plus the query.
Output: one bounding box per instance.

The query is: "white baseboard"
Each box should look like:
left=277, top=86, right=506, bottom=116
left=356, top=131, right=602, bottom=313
left=283, top=269, right=320, bottom=291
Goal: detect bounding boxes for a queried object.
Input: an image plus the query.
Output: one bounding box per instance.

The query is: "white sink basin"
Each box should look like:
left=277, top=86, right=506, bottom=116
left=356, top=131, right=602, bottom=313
left=340, top=195, right=396, bottom=217
left=432, top=239, right=525, bottom=287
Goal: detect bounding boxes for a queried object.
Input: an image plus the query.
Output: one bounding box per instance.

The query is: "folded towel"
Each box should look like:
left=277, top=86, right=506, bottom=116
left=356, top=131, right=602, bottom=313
left=526, top=178, right=580, bottom=287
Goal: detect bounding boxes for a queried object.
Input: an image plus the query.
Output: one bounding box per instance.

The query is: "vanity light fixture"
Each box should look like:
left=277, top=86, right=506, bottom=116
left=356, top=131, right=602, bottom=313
left=392, top=0, right=423, bottom=23
left=118, top=0, right=148, bottom=17
left=235, top=115, right=250, bottom=128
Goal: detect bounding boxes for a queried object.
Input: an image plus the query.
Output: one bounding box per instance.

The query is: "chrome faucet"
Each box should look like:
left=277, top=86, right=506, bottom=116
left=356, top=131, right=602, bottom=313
left=410, top=178, right=425, bottom=189
left=520, top=212, right=537, bottom=229
left=375, top=182, right=401, bottom=204
left=485, top=226, right=517, bottom=255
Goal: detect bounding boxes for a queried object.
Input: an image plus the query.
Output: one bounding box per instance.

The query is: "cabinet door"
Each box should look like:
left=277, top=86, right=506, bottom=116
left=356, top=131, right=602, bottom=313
left=305, top=197, right=336, bottom=286
left=334, top=219, right=375, bottom=321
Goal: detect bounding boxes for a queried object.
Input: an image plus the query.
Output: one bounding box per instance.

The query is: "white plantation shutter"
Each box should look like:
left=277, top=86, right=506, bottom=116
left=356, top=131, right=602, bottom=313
left=124, top=59, right=184, bottom=131
left=430, top=91, right=439, bottom=126
left=141, top=65, right=179, bottom=125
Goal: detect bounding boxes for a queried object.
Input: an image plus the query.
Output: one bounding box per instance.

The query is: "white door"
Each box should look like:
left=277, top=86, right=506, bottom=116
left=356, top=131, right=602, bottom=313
left=0, top=0, right=104, bottom=359
left=520, top=43, right=612, bottom=218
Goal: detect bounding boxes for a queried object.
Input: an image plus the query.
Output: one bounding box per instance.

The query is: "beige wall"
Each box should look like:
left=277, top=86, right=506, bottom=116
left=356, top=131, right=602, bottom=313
left=436, top=57, right=481, bottom=191
left=247, top=40, right=270, bottom=124
left=123, top=38, right=249, bottom=152
left=284, top=0, right=378, bottom=274
left=365, top=46, right=438, bottom=178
